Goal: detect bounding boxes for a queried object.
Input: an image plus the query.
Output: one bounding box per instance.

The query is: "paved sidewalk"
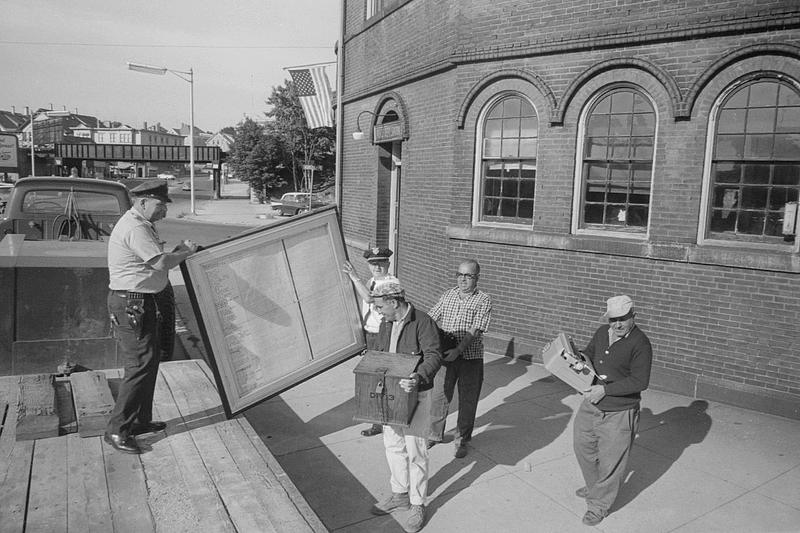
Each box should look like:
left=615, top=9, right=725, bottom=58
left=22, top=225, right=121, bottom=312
left=168, top=188, right=800, bottom=533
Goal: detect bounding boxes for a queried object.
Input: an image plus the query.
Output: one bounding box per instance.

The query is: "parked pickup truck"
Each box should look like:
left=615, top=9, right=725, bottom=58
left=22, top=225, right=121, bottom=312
left=0, top=177, right=132, bottom=240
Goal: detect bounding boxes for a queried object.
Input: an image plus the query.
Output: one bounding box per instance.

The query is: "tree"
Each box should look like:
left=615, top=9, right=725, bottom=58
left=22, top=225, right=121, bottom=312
left=265, top=81, right=335, bottom=192
left=227, top=118, right=286, bottom=203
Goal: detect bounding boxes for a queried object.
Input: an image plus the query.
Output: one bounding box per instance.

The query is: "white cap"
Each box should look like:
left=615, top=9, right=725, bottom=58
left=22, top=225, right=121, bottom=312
left=604, top=295, right=633, bottom=319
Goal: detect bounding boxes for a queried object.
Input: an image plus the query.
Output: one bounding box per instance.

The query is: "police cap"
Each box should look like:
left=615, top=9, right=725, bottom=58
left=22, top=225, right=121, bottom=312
left=131, top=179, right=172, bottom=203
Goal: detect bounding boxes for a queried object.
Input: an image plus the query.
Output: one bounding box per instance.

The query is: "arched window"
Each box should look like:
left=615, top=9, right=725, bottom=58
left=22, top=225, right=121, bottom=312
left=476, top=95, right=538, bottom=225
left=705, top=77, right=800, bottom=244
left=577, top=88, right=655, bottom=232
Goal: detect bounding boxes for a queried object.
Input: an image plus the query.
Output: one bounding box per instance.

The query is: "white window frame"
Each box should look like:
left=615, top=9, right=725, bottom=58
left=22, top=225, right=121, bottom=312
left=571, top=84, right=658, bottom=239
left=697, top=75, right=800, bottom=253
left=471, top=91, right=539, bottom=229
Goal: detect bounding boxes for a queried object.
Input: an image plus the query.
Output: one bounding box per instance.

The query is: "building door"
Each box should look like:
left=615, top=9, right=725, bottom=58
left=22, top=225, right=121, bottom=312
left=376, top=141, right=402, bottom=276
left=388, top=142, right=401, bottom=276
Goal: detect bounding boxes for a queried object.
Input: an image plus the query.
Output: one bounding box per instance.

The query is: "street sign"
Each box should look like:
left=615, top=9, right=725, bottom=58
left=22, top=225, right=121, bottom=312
left=0, top=133, right=19, bottom=169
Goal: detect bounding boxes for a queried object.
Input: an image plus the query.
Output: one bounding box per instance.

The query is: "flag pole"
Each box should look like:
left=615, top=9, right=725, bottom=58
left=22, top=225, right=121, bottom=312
left=282, top=60, right=337, bottom=71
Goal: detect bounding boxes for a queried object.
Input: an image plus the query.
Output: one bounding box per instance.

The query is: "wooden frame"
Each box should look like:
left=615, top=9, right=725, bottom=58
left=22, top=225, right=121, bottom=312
left=181, top=206, right=365, bottom=416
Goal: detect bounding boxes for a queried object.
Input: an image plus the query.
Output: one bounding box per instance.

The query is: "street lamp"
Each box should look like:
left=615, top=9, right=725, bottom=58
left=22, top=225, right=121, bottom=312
left=29, top=108, right=70, bottom=177
left=127, top=61, right=196, bottom=214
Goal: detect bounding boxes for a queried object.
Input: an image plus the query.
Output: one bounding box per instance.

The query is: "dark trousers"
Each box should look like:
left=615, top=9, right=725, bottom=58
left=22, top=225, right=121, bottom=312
left=106, top=291, right=162, bottom=438
left=444, top=357, right=484, bottom=443
left=573, top=399, right=640, bottom=514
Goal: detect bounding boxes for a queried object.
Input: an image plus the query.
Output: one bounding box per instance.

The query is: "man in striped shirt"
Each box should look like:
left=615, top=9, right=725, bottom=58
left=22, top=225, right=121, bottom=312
left=429, top=259, right=492, bottom=459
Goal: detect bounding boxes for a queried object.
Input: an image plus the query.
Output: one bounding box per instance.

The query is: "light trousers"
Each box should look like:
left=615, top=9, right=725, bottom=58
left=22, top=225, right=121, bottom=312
left=383, top=423, right=429, bottom=506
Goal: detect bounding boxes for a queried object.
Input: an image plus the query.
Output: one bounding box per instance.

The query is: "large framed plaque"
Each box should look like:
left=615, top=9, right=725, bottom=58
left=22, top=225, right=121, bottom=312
left=181, top=206, right=365, bottom=416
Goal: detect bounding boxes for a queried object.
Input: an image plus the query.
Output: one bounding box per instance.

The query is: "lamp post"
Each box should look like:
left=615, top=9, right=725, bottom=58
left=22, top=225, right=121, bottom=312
left=127, top=62, right=195, bottom=214
left=29, top=108, right=71, bottom=177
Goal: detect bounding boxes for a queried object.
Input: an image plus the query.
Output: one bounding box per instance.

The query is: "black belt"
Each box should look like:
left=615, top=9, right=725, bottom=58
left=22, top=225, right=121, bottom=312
left=112, top=290, right=156, bottom=299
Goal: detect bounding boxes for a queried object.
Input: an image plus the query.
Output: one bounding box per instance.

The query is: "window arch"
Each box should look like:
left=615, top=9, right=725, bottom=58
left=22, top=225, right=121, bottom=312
left=576, top=87, right=656, bottom=233
left=475, top=94, right=538, bottom=225
left=704, top=76, right=800, bottom=245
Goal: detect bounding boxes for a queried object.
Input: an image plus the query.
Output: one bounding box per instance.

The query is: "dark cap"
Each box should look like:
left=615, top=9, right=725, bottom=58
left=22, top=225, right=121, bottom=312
left=363, top=247, right=393, bottom=262
left=131, top=179, right=172, bottom=203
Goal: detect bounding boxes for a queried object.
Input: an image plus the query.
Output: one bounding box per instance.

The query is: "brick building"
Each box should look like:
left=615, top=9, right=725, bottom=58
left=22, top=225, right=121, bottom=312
left=337, top=0, right=800, bottom=419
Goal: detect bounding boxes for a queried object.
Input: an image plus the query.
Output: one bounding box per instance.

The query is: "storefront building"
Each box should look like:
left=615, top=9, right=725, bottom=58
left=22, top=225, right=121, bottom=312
left=338, top=0, right=800, bottom=418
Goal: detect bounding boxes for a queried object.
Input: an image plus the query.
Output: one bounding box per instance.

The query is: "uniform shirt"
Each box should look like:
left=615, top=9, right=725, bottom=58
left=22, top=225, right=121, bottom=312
left=362, top=275, right=400, bottom=333
left=429, top=287, right=492, bottom=360
left=107, top=208, right=168, bottom=293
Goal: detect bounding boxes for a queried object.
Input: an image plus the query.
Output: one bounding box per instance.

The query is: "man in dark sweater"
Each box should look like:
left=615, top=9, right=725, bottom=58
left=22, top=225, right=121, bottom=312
left=572, top=295, right=653, bottom=526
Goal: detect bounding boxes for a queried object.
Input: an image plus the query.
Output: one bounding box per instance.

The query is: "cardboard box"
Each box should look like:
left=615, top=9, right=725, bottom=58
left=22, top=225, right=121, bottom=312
left=353, top=350, right=419, bottom=426
left=542, top=333, right=596, bottom=391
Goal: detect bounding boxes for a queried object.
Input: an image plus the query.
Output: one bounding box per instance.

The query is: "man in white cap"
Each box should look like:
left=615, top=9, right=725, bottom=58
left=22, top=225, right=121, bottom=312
left=572, top=295, right=652, bottom=526
left=369, top=280, right=442, bottom=533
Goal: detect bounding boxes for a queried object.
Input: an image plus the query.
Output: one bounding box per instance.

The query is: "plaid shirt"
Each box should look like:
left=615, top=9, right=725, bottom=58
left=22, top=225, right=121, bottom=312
left=429, top=287, right=492, bottom=360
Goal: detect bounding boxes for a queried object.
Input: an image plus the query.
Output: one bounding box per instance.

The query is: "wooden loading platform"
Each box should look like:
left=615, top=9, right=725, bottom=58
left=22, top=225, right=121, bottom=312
left=0, top=359, right=326, bottom=533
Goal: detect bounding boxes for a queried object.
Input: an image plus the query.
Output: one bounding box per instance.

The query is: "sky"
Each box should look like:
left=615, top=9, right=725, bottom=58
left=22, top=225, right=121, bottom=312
left=1, top=0, right=340, bottom=132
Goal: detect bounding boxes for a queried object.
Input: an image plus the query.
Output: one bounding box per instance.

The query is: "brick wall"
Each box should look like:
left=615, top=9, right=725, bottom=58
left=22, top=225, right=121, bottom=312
left=340, top=0, right=800, bottom=418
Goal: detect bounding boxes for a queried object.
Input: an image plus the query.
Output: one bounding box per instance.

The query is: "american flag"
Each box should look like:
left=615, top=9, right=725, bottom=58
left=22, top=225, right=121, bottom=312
left=288, top=66, right=333, bottom=129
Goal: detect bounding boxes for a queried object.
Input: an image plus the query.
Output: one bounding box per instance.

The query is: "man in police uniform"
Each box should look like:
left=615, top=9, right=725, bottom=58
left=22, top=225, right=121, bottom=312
left=104, top=180, right=198, bottom=454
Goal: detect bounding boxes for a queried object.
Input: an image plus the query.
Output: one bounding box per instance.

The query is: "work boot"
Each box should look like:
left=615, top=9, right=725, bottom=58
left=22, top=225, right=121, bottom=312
left=404, top=504, right=425, bottom=533
left=371, top=492, right=410, bottom=515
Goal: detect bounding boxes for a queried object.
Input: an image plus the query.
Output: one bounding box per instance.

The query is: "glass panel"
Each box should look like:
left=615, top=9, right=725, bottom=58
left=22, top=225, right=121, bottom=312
left=738, top=211, right=765, bottom=234
left=713, top=162, right=741, bottom=183
left=604, top=205, right=626, bottom=225
left=520, top=117, right=538, bottom=137
left=502, top=162, right=520, bottom=178
left=519, top=99, right=535, bottom=116
left=749, top=82, right=779, bottom=107
left=485, top=162, right=503, bottom=177
left=518, top=200, right=534, bottom=219
left=503, top=98, right=521, bottom=117
left=627, top=205, right=649, bottom=226
left=584, top=204, right=604, bottom=223
left=742, top=164, right=770, bottom=184
left=519, top=138, right=537, bottom=158
left=587, top=163, right=607, bottom=180
left=725, top=88, right=748, bottom=109
left=769, top=187, right=797, bottom=209
left=585, top=137, right=608, bottom=159
left=502, top=118, right=519, bottom=136
left=776, top=107, right=800, bottom=133
left=483, top=198, right=499, bottom=217
left=611, top=91, right=634, bottom=113
left=710, top=210, right=736, bottom=232
left=607, top=189, right=628, bottom=203
left=587, top=115, right=609, bottom=136
left=484, top=118, right=503, bottom=138
left=765, top=212, right=784, bottom=236
left=713, top=187, right=739, bottom=210
left=609, top=114, right=632, bottom=135
left=632, top=163, right=652, bottom=183
left=501, top=139, right=519, bottom=158
left=773, top=165, right=800, bottom=185
left=740, top=187, right=768, bottom=209
left=484, top=178, right=501, bottom=196
left=499, top=199, right=517, bottom=217
left=715, top=135, right=744, bottom=159
left=520, top=179, right=535, bottom=198
left=520, top=162, right=536, bottom=180
left=609, top=137, right=631, bottom=159
left=631, top=138, right=654, bottom=160
left=487, top=103, right=504, bottom=119
left=773, top=134, right=800, bottom=160
left=593, top=95, right=611, bottom=114
left=502, top=180, right=519, bottom=198
left=631, top=113, right=655, bottom=136
left=746, top=108, right=777, bottom=133
left=778, top=84, right=800, bottom=106
left=744, top=134, right=774, bottom=158
left=717, top=109, right=747, bottom=133
left=633, top=94, right=652, bottom=113
left=484, top=138, right=501, bottom=158
left=629, top=191, right=650, bottom=204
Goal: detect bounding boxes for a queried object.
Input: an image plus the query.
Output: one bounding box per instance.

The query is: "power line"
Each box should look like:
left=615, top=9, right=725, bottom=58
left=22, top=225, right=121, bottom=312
left=0, top=40, right=331, bottom=49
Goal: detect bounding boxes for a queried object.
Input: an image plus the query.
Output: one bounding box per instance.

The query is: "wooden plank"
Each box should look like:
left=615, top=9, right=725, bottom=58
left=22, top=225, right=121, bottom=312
left=16, top=374, right=59, bottom=441
left=159, top=361, right=226, bottom=429
left=220, top=419, right=322, bottom=532
left=70, top=371, right=114, bottom=437
left=26, top=436, right=68, bottom=533
left=66, top=433, right=113, bottom=533
left=140, top=369, right=235, bottom=533
left=103, top=436, right=155, bottom=533
left=0, top=440, right=34, bottom=533
left=237, top=418, right=328, bottom=533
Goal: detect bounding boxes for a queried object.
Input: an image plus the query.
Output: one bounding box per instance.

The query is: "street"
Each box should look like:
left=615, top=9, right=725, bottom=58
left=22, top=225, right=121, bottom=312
left=158, top=216, right=253, bottom=251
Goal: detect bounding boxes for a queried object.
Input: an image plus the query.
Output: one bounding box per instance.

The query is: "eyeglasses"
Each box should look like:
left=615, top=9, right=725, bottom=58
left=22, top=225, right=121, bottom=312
left=608, top=312, right=633, bottom=323
left=456, top=272, right=477, bottom=280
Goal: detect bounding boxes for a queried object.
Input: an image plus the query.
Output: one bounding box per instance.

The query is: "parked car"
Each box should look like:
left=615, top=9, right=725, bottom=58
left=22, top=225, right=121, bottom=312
left=157, top=173, right=177, bottom=180
left=0, top=177, right=132, bottom=240
left=0, top=183, right=13, bottom=214
left=277, top=192, right=327, bottom=216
